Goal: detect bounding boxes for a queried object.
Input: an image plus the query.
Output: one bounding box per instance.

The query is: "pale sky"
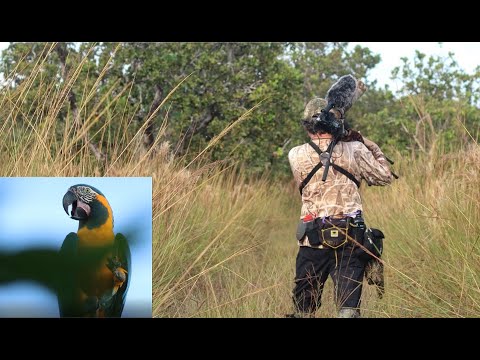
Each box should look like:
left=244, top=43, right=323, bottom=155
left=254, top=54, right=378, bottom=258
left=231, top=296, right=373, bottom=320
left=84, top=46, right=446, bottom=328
left=348, top=42, right=480, bottom=92
left=1, top=42, right=479, bottom=94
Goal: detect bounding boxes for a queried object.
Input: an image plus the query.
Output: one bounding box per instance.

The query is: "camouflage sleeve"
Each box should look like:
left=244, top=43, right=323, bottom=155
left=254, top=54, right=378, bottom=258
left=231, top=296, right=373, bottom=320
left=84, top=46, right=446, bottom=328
left=362, top=136, right=387, bottom=162
left=354, top=142, right=393, bottom=186
left=288, top=147, right=303, bottom=187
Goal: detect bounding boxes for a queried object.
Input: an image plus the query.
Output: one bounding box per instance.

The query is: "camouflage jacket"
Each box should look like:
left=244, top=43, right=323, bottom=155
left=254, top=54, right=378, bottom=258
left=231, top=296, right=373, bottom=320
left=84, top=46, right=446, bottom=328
left=288, top=137, right=392, bottom=247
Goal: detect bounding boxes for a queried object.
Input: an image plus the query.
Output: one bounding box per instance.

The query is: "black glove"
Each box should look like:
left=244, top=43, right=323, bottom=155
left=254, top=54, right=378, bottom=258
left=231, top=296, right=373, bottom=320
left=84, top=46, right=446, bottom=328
left=341, top=129, right=364, bottom=143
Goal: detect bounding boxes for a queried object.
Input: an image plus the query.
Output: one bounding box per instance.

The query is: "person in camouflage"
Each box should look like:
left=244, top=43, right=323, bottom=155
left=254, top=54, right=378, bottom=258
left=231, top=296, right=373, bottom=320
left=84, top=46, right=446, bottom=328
left=288, top=93, right=393, bottom=318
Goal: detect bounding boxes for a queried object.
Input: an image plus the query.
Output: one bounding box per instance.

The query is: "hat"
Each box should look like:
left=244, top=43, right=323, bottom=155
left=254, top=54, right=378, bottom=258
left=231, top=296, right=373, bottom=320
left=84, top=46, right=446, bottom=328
left=303, top=98, right=341, bottom=120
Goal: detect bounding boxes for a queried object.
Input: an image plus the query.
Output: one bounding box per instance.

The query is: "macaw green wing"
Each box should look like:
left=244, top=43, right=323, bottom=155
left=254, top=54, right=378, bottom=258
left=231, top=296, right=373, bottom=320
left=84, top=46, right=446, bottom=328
left=0, top=246, right=62, bottom=291
left=58, top=232, right=80, bottom=317
left=104, top=233, right=131, bottom=317
left=60, top=232, right=78, bottom=256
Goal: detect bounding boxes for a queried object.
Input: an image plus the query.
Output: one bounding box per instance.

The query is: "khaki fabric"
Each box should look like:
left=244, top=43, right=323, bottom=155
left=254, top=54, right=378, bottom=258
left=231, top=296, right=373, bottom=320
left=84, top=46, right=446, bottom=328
left=288, top=138, right=392, bottom=247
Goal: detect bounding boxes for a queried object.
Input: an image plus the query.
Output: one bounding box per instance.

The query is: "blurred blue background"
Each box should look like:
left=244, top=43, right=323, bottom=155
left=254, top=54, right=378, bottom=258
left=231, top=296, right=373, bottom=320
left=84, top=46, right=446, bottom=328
left=0, top=177, right=152, bottom=317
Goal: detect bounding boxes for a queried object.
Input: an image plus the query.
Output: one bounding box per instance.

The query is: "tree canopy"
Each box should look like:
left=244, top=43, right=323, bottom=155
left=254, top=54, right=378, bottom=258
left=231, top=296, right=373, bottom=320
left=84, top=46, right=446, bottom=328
left=1, top=42, right=478, bottom=177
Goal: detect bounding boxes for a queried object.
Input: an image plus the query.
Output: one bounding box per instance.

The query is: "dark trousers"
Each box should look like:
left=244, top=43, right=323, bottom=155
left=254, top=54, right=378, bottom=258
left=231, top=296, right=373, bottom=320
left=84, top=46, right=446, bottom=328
left=293, top=245, right=366, bottom=315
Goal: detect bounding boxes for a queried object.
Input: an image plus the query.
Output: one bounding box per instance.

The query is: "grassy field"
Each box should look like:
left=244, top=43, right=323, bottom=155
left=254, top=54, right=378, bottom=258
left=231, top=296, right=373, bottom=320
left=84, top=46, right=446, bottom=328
left=152, top=142, right=480, bottom=318
left=1, top=51, right=479, bottom=318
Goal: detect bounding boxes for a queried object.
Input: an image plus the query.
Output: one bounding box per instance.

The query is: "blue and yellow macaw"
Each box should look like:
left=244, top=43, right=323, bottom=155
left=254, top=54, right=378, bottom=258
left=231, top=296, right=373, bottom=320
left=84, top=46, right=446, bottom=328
left=60, top=184, right=130, bottom=317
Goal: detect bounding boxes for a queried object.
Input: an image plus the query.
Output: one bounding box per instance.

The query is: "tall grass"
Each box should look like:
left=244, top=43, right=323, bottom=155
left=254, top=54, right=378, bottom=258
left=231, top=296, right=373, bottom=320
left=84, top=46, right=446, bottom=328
left=2, top=44, right=479, bottom=317
left=364, top=142, right=480, bottom=317
left=152, top=142, right=480, bottom=318
left=152, top=102, right=480, bottom=318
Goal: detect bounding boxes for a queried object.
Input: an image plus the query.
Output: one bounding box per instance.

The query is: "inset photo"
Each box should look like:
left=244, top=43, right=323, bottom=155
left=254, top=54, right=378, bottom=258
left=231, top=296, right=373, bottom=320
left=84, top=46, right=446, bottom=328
left=0, top=177, right=152, bottom=318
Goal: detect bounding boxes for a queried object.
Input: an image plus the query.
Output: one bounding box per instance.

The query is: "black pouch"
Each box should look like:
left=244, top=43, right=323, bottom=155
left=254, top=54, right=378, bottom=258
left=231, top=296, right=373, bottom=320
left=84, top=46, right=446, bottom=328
left=319, top=218, right=349, bottom=248
left=364, top=228, right=384, bottom=257
left=305, top=220, right=322, bottom=246
left=296, top=220, right=307, bottom=242
left=357, top=227, right=384, bottom=261
left=296, top=219, right=322, bottom=245
left=349, top=215, right=366, bottom=245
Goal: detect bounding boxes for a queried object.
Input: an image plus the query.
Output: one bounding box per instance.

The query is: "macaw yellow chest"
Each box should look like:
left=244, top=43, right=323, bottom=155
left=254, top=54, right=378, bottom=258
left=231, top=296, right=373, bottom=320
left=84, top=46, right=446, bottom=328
left=77, top=225, right=115, bottom=247
left=77, top=194, right=115, bottom=247
left=77, top=229, right=115, bottom=295
left=79, top=260, right=116, bottom=297
left=76, top=195, right=116, bottom=296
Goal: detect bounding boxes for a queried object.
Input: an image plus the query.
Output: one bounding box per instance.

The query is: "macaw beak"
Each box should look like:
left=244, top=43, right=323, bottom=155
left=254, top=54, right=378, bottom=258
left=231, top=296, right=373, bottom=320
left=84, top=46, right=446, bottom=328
left=63, top=189, right=91, bottom=220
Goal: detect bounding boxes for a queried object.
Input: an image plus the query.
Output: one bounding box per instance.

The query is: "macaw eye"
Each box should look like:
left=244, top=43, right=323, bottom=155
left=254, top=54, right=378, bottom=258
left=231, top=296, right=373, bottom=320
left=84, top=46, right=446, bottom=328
left=76, top=186, right=96, bottom=203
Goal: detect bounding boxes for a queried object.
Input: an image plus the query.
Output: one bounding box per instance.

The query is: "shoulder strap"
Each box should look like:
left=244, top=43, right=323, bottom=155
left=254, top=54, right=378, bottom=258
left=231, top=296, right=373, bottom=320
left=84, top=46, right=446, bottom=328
left=330, top=163, right=360, bottom=188
left=299, top=140, right=360, bottom=195
left=299, top=161, right=323, bottom=195
left=298, top=140, right=332, bottom=195
left=308, top=140, right=325, bottom=157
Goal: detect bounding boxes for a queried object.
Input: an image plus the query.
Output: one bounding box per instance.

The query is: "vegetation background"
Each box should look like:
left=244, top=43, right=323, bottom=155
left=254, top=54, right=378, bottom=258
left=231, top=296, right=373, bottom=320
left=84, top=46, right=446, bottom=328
left=1, top=42, right=479, bottom=317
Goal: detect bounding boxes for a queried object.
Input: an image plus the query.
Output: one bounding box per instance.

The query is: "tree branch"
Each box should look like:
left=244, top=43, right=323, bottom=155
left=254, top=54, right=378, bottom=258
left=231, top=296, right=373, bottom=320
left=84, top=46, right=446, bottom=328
left=175, top=104, right=218, bottom=155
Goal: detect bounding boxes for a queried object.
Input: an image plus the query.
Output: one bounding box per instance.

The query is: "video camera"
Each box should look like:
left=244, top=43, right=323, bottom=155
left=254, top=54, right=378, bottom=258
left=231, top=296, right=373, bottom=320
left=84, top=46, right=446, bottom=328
left=311, top=110, right=348, bottom=139
left=312, top=74, right=398, bottom=180
left=311, top=74, right=360, bottom=139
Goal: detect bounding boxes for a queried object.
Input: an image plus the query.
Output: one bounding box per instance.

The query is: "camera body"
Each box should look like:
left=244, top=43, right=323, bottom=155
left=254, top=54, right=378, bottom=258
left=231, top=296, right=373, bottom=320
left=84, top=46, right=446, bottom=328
left=312, top=110, right=348, bottom=139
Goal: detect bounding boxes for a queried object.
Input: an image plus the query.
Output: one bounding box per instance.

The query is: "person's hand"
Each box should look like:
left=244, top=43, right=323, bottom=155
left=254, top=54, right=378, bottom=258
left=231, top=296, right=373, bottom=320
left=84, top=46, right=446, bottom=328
left=341, top=129, right=364, bottom=143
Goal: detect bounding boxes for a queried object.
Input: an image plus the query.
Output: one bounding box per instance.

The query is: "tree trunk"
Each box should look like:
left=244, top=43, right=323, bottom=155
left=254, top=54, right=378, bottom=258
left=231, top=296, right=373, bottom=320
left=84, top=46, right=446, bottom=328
left=143, top=84, right=163, bottom=151
left=55, top=43, right=106, bottom=162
